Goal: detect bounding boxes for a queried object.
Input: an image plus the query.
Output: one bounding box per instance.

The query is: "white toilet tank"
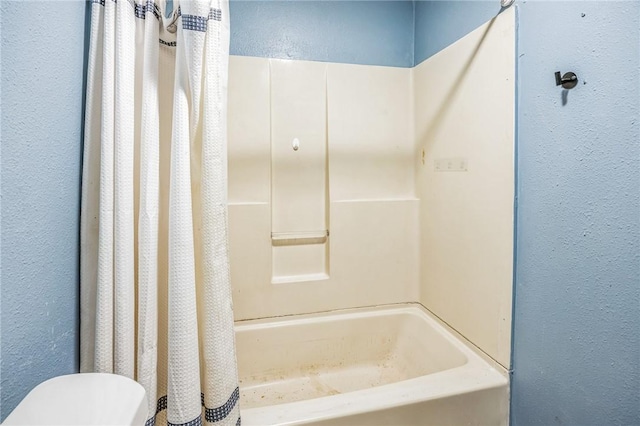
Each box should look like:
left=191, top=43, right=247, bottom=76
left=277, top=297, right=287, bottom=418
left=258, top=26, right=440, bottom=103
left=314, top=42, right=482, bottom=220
left=3, top=373, right=147, bottom=426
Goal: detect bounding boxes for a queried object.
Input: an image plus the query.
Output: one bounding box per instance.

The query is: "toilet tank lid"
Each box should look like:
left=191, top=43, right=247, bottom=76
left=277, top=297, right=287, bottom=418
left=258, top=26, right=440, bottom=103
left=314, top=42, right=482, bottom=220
left=3, top=373, right=148, bottom=426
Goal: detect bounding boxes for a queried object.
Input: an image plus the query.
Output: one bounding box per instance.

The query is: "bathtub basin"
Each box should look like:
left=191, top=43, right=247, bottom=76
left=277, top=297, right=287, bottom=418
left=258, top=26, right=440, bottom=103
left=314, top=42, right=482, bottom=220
left=236, top=304, right=508, bottom=425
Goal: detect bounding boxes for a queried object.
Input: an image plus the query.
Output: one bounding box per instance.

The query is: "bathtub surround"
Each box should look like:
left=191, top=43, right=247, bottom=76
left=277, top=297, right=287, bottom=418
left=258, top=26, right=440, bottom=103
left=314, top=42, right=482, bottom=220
left=227, top=6, right=515, bottom=370
left=228, top=57, right=419, bottom=319
left=0, top=1, right=85, bottom=420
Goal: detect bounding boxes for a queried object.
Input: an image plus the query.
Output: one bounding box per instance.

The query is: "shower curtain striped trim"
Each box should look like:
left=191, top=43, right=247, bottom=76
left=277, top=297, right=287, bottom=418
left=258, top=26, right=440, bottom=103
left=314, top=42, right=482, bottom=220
left=90, top=0, right=222, bottom=34
left=145, top=388, right=241, bottom=426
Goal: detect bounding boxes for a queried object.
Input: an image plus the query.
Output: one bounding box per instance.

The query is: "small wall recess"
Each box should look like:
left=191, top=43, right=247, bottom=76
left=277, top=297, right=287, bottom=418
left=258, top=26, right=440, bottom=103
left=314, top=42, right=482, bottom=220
left=271, top=230, right=328, bottom=246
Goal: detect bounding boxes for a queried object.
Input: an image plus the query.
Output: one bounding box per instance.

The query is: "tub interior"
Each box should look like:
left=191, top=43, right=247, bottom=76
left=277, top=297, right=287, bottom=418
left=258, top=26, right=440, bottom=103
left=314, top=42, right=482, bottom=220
left=236, top=309, right=468, bottom=408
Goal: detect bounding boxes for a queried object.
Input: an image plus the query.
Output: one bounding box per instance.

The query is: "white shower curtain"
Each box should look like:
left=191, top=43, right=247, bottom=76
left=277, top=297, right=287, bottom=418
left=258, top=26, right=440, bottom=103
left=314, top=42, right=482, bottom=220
left=80, top=0, right=240, bottom=425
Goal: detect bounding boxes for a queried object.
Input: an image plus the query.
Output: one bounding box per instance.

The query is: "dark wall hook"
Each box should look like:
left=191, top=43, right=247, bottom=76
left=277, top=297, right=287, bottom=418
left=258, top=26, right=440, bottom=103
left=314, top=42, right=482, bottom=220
left=555, top=71, right=578, bottom=89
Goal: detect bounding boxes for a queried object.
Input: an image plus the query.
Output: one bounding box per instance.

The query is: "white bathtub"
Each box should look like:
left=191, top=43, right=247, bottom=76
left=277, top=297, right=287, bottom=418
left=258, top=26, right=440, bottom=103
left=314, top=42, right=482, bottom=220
left=236, top=304, right=508, bottom=425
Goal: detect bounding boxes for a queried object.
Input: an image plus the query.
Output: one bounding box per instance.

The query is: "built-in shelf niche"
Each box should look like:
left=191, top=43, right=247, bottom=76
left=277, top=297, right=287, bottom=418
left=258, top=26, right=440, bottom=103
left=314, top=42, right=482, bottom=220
left=270, top=60, right=330, bottom=283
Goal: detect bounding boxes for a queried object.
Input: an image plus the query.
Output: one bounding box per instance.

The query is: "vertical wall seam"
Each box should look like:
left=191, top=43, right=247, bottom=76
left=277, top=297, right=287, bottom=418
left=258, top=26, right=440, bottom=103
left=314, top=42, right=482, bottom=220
left=509, top=3, right=520, bottom=426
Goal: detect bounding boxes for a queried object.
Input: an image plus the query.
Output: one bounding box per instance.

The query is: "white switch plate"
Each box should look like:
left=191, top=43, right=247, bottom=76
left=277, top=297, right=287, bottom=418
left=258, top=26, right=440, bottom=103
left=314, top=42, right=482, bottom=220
left=434, top=157, right=468, bottom=172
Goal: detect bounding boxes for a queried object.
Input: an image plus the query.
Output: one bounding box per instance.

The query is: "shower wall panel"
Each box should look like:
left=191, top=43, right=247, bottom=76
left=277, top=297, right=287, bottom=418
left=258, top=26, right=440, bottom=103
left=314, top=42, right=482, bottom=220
left=413, top=7, right=515, bottom=367
left=227, top=5, right=515, bottom=372
left=327, top=64, right=414, bottom=201
left=227, top=56, right=418, bottom=321
left=228, top=56, right=270, bottom=204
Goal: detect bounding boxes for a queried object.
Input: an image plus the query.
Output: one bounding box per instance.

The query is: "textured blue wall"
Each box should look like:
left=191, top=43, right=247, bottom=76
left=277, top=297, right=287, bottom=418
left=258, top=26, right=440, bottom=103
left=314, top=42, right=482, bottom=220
left=513, top=1, right=639, bottom=424
left=416, top=1, right=640, bottom=424
left=229, top=0, right=415, bottom=67
left=0, top=0, right=86, bottom=420
left=414, top=0, right=496, bottom=64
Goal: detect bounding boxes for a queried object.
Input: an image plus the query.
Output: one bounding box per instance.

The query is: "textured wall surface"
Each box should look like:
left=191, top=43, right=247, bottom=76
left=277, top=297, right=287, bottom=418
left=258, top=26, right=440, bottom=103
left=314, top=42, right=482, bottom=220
left=513, top=1, right=639, bottom=424
left=229, top=0, right=415, bottom=67
left=0, top=1, right=86, bottom=420
left=414, top=0, right=496, bottom=65
left=415, top=1, right=639, bottom=424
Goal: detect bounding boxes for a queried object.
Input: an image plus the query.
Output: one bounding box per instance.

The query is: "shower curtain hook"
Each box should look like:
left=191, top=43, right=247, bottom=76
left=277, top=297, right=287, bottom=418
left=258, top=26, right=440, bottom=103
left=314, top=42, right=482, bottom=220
left=167, top=9, right=180, bottom=33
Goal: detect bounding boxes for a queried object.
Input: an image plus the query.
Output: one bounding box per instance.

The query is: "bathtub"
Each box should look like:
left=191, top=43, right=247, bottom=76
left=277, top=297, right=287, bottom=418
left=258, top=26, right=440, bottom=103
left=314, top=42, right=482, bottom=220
left=236, top=304, right=508, bottom=425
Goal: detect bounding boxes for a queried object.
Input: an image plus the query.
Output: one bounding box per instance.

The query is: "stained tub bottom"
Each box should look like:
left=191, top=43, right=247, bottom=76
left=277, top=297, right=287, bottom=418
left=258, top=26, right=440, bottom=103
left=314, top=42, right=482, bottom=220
left=241, top=360, right=410, bottom=408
